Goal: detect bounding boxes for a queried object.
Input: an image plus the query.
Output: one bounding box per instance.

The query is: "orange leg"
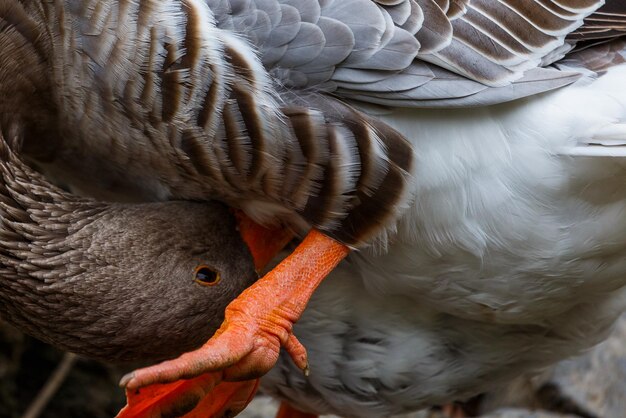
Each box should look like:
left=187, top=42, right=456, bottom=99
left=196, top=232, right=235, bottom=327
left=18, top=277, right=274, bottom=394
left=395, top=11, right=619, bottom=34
left=118, top=218, right=350, bottom=417
left=276, top=402, right=318, bottom=418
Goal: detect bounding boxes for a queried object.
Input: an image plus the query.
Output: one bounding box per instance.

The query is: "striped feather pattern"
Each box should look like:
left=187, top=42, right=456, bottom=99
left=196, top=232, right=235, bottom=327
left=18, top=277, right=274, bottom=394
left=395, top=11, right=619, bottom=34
left=5, top=0, right=416, bottom=247
left=3, top=0, right=624, bottom=246
left=422, top=0, right=600, bottom=83
left=569, top=1, right=626, bottom=41
left=557, top=37, right=626, bottom=73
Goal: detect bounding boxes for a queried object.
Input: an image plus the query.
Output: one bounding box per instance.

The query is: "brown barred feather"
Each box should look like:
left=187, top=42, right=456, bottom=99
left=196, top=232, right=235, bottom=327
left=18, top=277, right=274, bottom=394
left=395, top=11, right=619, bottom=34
left=2, top=0, right=625, bottom=248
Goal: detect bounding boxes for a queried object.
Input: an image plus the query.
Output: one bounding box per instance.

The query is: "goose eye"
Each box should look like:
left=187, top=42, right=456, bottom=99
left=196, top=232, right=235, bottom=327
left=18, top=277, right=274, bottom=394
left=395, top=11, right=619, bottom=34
left=194, top=265, right=221, bottom=286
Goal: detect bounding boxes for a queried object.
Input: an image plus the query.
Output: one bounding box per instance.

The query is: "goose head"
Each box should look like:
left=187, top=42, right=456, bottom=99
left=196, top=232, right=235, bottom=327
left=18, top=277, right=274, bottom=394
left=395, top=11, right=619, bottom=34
left=0, top=133, right=258, bottom=363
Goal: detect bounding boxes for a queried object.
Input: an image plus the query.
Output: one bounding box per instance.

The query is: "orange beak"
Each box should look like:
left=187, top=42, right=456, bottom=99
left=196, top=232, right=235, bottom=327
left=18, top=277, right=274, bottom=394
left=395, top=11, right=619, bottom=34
left=231, top=209, right=295, bottom=272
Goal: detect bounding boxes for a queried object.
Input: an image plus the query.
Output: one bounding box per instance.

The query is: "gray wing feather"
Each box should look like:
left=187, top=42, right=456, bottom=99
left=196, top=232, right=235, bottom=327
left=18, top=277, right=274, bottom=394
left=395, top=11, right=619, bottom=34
left=311, top=17, right=355, bottom=65
left=399, top=0, right=425, bottom=33
left=255, top=0, right=283, bottom=26
left=275, top=22, right=325, bottom=68
left=341, top=66, right=582, bottom=107
left=282, top=0, right=321, bottom=23
left=413, top=0, right=453, bottom=53
left=265, top=5, right=301, bottom=46
left=212, top=0, right=613, bottom=106
left=333, top=68, right=403, bottom=84
left=334, top=62, right=434, bottom=92
left=327, top=1, right=397, bottom=65
left=344, top=26, right=419, bottom=71
left=418, top=67, right=583, bottom=107
left=342, top=65, right=490, bottom=102
left=385, top=0, right=413, bottom=25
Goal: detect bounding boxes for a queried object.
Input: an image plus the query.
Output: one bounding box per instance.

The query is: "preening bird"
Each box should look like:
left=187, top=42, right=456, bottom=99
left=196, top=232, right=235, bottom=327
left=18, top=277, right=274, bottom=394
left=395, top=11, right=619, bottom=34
left=0, top=130, right=284, bottom=416
left=2, top=1, right=626, bottom=417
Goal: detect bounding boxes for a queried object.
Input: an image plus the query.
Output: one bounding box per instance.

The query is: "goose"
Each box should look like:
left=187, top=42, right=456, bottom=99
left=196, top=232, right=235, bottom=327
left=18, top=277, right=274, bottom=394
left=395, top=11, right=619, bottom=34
left=2, top=1, right=626, bottom=417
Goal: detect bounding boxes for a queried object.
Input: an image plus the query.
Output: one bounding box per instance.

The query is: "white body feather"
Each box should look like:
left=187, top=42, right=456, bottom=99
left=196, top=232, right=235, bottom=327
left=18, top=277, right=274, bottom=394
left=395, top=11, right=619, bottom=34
left=261, top=66, right=626, bottom=417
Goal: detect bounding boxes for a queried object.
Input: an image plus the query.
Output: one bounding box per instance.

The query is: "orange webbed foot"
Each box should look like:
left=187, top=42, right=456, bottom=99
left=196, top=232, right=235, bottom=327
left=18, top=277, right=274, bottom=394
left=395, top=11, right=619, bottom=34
left=118, top=217, right=350, bottom=417
left=116, top=373, right=259, bottom=418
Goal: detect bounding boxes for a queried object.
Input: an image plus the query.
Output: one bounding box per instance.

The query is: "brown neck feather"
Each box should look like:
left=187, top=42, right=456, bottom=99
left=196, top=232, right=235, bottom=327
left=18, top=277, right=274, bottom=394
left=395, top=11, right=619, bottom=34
left=0, top=1, right=59, bottom=158
left=0, top=132, right=109, bottom=349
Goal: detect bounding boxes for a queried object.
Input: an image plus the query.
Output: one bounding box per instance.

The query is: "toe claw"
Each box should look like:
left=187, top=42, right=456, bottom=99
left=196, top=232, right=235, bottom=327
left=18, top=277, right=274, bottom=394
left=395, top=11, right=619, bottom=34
left=285, top=333, right=309, bottom=372
left=119, top=372, right=134, bottom=388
